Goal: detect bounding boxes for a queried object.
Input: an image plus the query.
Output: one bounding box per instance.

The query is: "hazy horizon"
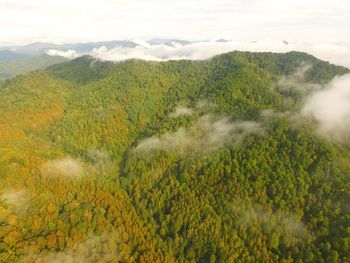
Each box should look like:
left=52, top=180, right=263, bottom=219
left=2, top=38, right=350, bottom=68
left=1, top=0, right=349, bottom=46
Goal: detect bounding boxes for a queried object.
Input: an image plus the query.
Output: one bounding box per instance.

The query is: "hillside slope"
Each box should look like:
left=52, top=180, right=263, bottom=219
left=0, top=54, right=68, bottom=79
left=0, top=51, right=349, bottom=262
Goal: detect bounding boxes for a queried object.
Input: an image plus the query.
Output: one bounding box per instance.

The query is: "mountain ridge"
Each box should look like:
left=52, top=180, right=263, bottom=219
left=0, top=50, right=350, bottom=262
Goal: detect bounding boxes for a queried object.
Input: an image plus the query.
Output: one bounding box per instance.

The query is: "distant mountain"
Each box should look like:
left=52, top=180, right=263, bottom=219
left=16, top=40, right=139, bottom=54
left=216, top=38, right=230, bottom=42
left=0, top=54, right=68, bottom=79
left=0, top=50, right=30, bottom=62
left=17, top=42, right=64, bottom=54
left=147, top=38, right=192, bottom=46
left=67, top=40, right=138, bottom=52
left=0, top=39, right=193, bottom=56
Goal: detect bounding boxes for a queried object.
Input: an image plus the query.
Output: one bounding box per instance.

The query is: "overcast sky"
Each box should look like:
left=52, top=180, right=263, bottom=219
left=1, top=0, right=350, bottom=45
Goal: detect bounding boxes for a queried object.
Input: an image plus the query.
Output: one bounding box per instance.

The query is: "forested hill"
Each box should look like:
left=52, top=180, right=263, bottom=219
left=0, top=54, right=68, bottom=80
left=1, top=51, right=350, bottom=262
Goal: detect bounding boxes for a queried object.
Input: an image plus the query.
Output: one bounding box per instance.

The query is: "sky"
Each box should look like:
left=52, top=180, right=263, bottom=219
left=1, top=0, right=350, bottom=45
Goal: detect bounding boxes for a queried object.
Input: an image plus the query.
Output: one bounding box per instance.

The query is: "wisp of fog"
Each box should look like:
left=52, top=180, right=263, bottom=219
left=302, top=74, right=350, bottom=140
left=47, top=40, right=350, bottom=68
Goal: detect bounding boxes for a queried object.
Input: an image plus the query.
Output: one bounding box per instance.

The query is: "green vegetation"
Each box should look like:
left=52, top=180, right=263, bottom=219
left=0, top=51, right=349, bottom=262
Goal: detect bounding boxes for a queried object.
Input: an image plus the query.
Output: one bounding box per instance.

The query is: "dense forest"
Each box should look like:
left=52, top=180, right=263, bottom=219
left=0, top=51, right=350, bottom=262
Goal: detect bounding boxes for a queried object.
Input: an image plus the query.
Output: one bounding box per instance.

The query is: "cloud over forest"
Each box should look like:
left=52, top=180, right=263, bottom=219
left=302, top=74, right=350, bottom=140
left=41, top=157, right=84, bottom=178
left=134, top=114, right=263, bottom=154
left=45, top=40, right=350, bottom=68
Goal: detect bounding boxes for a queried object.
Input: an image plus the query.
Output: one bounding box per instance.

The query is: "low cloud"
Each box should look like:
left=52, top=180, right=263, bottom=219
left=0, top=190, right=28, bottom=212
left=87, top=148, right=109, bottom=166
left=85, top=40, right=350, bottom=68
left=44, top=40, right=350, bottom=68
left=46, top=49, right=78, bottom=59
left=195, top=99, right=215, bottom=110
left=86, top=148, right=114, bottom=174
left=302, top=74, right=350, bottom=140
left=90, top=41, right=241, bottom=61
left=134, top=114, right=263, bottom=154
left=41, top=157, right=84, bottom=178
left=169, top=105, right=194, bottom=118
left=238, top=205, right=309, bottom=241
left=0, top=189, right=28, bottom=220
left=21, top=230, right=125, bottom=262
left=277, top=63, right=321, bottom=93
left=169, top=100, right=215, bottom=118
left=1, top=190, right=26, bottom=205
